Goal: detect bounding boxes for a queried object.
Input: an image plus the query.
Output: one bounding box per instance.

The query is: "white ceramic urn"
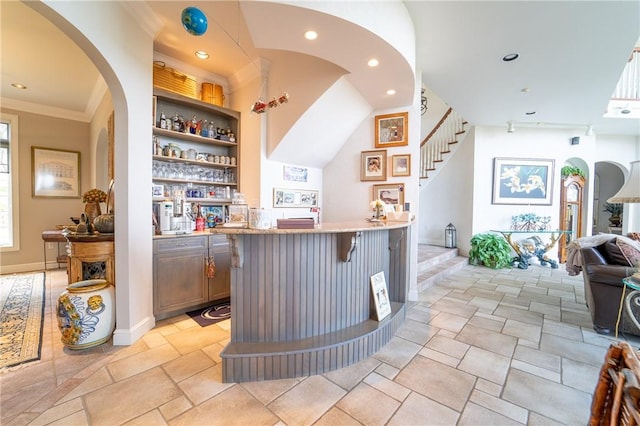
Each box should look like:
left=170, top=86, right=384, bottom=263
left=56, top=279, right=115, bottom=350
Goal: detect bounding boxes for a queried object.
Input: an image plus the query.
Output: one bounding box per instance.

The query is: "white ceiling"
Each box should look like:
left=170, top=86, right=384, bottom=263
left=1, top=1, right=639, bottom=136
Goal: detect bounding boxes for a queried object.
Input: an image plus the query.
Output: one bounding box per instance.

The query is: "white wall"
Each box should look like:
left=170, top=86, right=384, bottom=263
left=419, top=128, right=475, bottom=254
left=37, top=0, right=157, bottom=345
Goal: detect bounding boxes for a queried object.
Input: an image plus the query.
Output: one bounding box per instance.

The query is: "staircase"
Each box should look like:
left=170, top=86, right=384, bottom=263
left=417, top=244, right=468, bottom=291
left=420, top=108, right=468, bottom=179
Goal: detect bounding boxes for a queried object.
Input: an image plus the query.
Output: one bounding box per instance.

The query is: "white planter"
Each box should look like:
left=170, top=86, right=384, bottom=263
left=57, top=279, right=115, bottom=349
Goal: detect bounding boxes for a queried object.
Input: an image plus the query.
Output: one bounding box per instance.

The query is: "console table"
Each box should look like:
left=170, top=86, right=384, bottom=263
left=491, top=230, right=571, bottom=269
left=41, top=230, right=68, bottom=269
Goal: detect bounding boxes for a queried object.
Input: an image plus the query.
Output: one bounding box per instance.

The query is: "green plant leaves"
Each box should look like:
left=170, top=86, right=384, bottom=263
left=469, top=233, right=513, bottom=269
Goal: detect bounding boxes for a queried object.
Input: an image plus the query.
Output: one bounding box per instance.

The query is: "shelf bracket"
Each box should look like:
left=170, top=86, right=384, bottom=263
left=228, top=234, right=243, bottom=268
left=339, top=232, right=361, bottom=262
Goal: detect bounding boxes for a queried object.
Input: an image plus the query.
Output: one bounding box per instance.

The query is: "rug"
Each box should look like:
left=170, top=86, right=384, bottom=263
left=0, top=272, right=46, bottom=370
left=186, top=300, right=231, bottom=327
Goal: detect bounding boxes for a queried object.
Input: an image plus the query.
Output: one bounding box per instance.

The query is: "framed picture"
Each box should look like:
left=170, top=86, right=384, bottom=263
left=373, top=183, right=405, bottom=206
left=391, top=154, right=411, bottom=177
left=283, top=165, right=308, bottom=182
left=31, top=147, right=81, bottom=198
left=375, top=112, right=408, bottom=148
left=273, top=188, right=319, bottom=208
left=370, top=271, right=391, bottom=321
left=152, top=184, right=164, bottom=197
left=492, top=158, right=555, bottom=205
left=360, top=150, right=387, bottom=181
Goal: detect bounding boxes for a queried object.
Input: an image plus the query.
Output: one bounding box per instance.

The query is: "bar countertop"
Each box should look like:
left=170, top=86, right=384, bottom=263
left=153, top=218, right=413, bottom=239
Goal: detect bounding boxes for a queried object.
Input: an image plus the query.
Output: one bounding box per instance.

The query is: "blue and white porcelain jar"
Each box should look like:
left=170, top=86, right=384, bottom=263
left=56, top=279, right=115, bottom=350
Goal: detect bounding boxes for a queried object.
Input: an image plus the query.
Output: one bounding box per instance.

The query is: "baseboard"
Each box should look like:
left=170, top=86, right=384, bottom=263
left=0, top=262, right=45, bottom=275
left=112, top=315, right=156, bottom=346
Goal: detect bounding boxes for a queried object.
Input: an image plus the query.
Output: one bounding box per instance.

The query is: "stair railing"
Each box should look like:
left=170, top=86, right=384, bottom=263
left=420, top=108, right=466, bottom=178
left=612, top=48, right=639, bottom=100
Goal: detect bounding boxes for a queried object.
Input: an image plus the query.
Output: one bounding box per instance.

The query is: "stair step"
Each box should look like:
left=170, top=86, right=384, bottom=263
left=416, top=244, right=468, bottom=291
left=417, top=255, right=468, bottom=291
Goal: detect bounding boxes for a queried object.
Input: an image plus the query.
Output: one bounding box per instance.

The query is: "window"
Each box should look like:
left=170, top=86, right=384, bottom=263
left=0, top=113, right=19, bottom=251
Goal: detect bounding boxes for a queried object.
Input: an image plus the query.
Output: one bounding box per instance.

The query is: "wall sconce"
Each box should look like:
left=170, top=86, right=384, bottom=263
left=421, top=89, right=428, bottom=116
left=445, top=223, right=457, bottom=248
left=507, top=122, right=515, bottom=133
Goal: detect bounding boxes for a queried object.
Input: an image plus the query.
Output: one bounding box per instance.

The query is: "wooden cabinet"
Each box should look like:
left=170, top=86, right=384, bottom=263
left=208, top=234, right=231, bottom=301
left=66, top=236, right=115, bottom=285
left=152, top=88, right=241, bottom=226
left=153, top=234, right=230, bottom=319
left=558, top=174, right=585, bottom=263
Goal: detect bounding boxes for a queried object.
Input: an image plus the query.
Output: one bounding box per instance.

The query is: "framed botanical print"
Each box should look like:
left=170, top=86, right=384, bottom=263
left=492, top=158, right=555, bottom=205
left=361, top=150, right=387, bottom=181
left=375, top=112, right=408, bottom=148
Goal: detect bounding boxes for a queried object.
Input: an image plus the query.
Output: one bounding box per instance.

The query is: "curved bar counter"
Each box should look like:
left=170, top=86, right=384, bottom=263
left=210, top=221, right=412, bottom=383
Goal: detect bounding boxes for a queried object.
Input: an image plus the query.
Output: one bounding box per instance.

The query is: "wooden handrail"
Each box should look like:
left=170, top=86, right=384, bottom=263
left=420, top=108, right=452, bottom=148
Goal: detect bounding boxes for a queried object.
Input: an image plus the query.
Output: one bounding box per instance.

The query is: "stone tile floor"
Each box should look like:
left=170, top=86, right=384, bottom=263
left=2, top=259, right=640, bottom=425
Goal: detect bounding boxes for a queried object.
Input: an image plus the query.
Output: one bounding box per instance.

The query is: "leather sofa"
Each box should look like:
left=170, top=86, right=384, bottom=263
left=581, top=238, right=639, bottom=335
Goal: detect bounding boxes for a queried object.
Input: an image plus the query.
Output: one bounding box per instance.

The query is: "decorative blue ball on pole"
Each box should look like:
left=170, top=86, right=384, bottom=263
left=181, top=7, right=208, bottom=36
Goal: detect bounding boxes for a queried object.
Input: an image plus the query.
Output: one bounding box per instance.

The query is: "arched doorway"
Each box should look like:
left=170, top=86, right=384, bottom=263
left=594, top=162, right=625, bottom=235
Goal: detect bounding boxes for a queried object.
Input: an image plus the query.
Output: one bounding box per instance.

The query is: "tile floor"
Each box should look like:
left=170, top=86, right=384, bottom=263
left=2, top=255, right=639, bottom=426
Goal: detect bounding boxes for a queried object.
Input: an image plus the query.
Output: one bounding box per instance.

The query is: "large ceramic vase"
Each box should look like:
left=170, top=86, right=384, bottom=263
left=56, top=279, right=115, bottom=350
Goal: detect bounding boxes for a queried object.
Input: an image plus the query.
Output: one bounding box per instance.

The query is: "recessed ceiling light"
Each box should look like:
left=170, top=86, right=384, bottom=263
left=304, top=30, right=317, bottom=40
left=368, top=58, right=379, bottom=67
left=502, top=53, right=519, bottom=62
left=11, top=83, right=27, bottom=90
left=621, top=109, right=631, bottom=114
left=521, top=88, right=530, bottom=93
left=194, top=50, right=209, bottom=60
left=525, top=111, right=536, bottom=115
left=386, top=89, right=396, bottom=95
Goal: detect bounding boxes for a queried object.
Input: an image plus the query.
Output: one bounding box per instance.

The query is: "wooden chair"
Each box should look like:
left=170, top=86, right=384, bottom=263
left=590, top=341, right=640, bottom=425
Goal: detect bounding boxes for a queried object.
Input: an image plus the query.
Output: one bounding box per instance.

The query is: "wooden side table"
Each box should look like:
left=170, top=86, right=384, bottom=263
left=64, top=233, right=115, bottom=285
left=615, top=276, right=640, bottom=337
left=41, top=230, right=68, bottom=269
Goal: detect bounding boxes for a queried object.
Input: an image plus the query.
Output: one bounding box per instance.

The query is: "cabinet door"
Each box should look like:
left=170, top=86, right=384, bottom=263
left=154, top=248, right=208, bottom=316
left=209, top=235, right=230, bottom=301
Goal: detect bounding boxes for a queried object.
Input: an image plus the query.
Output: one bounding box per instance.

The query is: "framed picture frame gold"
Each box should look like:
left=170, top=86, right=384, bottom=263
left=32, top=146, right=81, bottom=198
left=372, top=183, right=405, bottom=206
left=391, top=154, right=411, bottom=177
left=375, top=111, right=408, bottom=148
left=360, top=149, right=387, bottom=181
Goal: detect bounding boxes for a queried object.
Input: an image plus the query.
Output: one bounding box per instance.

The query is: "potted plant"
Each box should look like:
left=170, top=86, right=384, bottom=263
left=469, top=233, right=513, bottom=269
left=561, top=165, right=585, bottom=178
left=603, top=202, right=623, bottom=227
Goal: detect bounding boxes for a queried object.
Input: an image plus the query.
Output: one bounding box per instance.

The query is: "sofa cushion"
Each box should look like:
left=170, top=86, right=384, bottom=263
left=616, top=237, right=640, bottom=267
left=601, top=239, right=630, bottom=266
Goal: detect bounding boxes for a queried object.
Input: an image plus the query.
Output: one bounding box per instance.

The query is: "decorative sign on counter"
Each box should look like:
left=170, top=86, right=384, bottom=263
left=370, top=271, right=391, bottom=321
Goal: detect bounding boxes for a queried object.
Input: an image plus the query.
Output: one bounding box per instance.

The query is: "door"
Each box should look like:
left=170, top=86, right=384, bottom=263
left=558, top=175, right=585, bottom=263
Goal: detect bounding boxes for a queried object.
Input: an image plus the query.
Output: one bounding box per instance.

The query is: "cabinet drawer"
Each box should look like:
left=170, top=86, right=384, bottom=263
left=154, top=236, right=207, bottom=253
left=209, top=234, right=229, bottom=251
